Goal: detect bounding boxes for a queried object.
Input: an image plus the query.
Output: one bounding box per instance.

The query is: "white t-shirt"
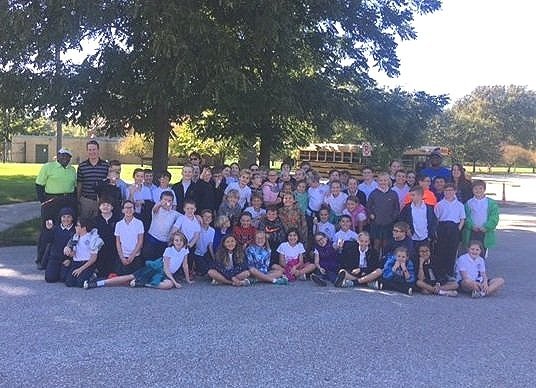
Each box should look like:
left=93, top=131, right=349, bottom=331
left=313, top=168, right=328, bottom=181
left=333, top=229, right=359, bottom=248
left=456, top=253, right=486, bottom=282
left=149, top=207, right=180, bottom=242
left=434, top=199, right=466, bottom=223
left=225, top=182, right=252, bottom=208
left=467, top=197, right=488, bottom=228
left=324, top=192, right=348, bottom=216
left=308, top=184, right=329, bottom=212
left=173, top=214, right=201, bottom=243
left=73, top=233, right=95, bottom=262
left=163, top=246, right=189, bottom=274
left=114, top=217, right=144, bottom=257
left=411, top=202, right=429, bottom=241
left=276, top=242, right=306, bottom=264
left=358, top=247, right=369, bottom=268
left=194, top=226, right=215, bottom=256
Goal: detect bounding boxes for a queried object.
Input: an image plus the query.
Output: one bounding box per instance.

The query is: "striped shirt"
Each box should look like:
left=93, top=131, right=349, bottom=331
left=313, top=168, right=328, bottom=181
left=77, top=159, right=110, bottom=200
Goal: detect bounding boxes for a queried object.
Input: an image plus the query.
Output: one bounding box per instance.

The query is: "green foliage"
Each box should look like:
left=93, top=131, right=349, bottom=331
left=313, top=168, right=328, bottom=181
left=170, top=121, right=240, bottom=165
left=118, top=133, right=152, bottom=164
left=0, top=1, right=443, bottom=170
left=427, top=85, right=536, bottom=165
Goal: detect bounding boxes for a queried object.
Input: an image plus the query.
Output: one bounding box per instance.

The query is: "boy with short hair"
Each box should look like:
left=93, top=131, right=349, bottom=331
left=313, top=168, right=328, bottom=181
left=358, top=167, right=378, bottom=200
left=434, top=183, right=465, bottom=279
left=193, top=209, right=215, bottom=276
left=462, top=180, right=500, bottom=257
left=432, top=176, right=446, bottom=202
left=381, top=246, right=415, bottom=295
left=172, top=200, right=202, bottom=272
left=143, top=191, right=181, bottom=260
left=391, top=169, right=409, bottom=209
left=152, top=170, right=177, bottom=209
left=224, top=169, right=252, bottom=209
left=63, top=218, right=103, bottom=287
left=366, top=172, right=400, bottom=252
left=313, top=205, right=336, bottom=243
left=41, top=207, right=76, bottom=282
left=93, top=198, right=120, bottom=278
left=95, top=167, right=123, bottom=218
left=115, top=200, right=145, bottom=274
left=258, top=206, right=287, bottom=268
left=399, top=185, right=438, bottom=253
left=108, top=160, right=129, bottom=200
left=335, top=231, right=382, bottom=289
left=332, top=215, right=359, bottom=250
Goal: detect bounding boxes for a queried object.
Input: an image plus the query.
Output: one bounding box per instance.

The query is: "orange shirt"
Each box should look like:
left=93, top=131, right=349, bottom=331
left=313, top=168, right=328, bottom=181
left=403, top=189, right=437, bottom=206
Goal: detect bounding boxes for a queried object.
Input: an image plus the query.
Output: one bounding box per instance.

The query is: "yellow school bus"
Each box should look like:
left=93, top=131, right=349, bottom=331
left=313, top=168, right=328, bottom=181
left=401, top=146, right=451, bottom=171
left=296, top=143, right=369, bottom=177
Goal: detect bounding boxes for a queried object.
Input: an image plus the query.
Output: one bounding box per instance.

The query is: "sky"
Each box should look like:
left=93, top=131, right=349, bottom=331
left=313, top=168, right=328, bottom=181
left=371, top=0, right=536, bottom=102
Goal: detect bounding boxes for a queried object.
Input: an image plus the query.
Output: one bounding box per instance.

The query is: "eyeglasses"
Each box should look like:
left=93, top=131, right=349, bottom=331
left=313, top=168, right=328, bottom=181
left=393, top=229, right=404, bottom=233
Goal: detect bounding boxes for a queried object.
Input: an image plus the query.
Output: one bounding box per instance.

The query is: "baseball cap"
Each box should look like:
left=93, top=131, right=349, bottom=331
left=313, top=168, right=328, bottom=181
left=58, top=148, right=73, bottom=156
left=58, top=207, right=74, bottom=217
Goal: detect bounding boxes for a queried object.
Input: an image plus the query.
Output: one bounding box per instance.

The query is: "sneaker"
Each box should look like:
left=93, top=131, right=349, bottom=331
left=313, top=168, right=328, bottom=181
left=83, top=280, right=97, bottom=289
left=441, top=290, right=458, bottom=297
left=211, top=279, right=219, bottom=285
left=471, top=290, right=482, bottom=298
left=273, top=276, right=288, bottom=285
left=241, top=278, right=251, bottom=287
left=297, top=273, right=307, bottom=281
left=129, top=279, right=145, bottom=288
left=367, top=280, right=379, bottom=290
left=407, top=287, right=413, bottom=296
left=341, top=279, right=354, bottom=288
left=248, top=277, right=258, bottom=285
left=334, top=270, right=346, bottom=288
left=311, top=273, right=327, bottom=287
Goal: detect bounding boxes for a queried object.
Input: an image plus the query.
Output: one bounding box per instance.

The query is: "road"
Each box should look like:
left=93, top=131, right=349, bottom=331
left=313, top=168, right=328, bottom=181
left=0, top=203, right=535, bottom=387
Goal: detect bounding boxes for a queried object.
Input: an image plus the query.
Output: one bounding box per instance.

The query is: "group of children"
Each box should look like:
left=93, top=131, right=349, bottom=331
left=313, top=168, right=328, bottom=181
left=39, top=158, right=505, bottom=298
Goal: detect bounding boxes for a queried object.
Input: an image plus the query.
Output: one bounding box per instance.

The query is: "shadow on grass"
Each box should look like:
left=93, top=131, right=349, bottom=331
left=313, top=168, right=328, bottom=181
left=0, top=218, right=40, bottom=247
left=0, top=175, right=36, bottom=204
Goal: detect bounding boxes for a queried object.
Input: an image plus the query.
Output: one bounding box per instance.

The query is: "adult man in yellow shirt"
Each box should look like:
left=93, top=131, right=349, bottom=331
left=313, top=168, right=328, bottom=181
left=35, top=148, right=77, bottom=269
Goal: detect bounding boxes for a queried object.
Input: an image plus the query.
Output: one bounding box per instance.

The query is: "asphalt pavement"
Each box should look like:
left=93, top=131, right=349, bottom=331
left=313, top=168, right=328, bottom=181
left=0, top=203, right=535, bottom=387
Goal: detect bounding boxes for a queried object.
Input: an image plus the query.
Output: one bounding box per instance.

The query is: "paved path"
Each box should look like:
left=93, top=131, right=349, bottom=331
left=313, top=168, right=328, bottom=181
left=0, top=203, right=535, bottom=387
left=0, top=201, right=40, bottom=232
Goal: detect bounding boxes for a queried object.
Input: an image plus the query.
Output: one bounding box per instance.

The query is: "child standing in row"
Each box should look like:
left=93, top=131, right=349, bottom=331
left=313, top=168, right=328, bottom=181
left=367, top=172, right=400, bottom=252
left=434, top=183, right=465, bottom=279
left=462, top=180, right=500, bottom=258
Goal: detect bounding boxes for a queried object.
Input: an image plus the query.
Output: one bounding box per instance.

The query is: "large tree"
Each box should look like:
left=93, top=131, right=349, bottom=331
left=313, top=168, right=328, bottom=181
left=0, top=1, right=443, bottom=170
left=427, top=85, right=536, bottom=169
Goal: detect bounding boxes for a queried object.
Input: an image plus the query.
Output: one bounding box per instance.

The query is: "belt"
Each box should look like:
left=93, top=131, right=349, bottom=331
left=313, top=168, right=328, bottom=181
left=46, top=193, right=75, bottom=197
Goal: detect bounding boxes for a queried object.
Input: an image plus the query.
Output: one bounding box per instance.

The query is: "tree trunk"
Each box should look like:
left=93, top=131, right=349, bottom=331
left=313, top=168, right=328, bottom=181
left=152, top=105, right=171, bottom=173
left=472, top=161, right=476, bottom=173
left=258, top=132, right=273, bottom=168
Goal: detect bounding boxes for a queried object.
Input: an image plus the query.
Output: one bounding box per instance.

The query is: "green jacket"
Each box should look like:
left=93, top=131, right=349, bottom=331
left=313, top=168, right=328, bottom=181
left=462, top=197, right=500, bottom=248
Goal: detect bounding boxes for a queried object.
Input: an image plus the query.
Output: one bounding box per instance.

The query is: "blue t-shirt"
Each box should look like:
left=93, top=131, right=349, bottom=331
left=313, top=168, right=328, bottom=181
left=420, top=166, right=451, bottom=182
left=246, top=244, right=271, bottom=273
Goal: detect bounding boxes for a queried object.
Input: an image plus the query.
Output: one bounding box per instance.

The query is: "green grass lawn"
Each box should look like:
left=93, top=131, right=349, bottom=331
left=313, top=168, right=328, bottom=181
left=0, top=162, right=184, bottom=205
left=0, top=217, right=40, bottom=247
